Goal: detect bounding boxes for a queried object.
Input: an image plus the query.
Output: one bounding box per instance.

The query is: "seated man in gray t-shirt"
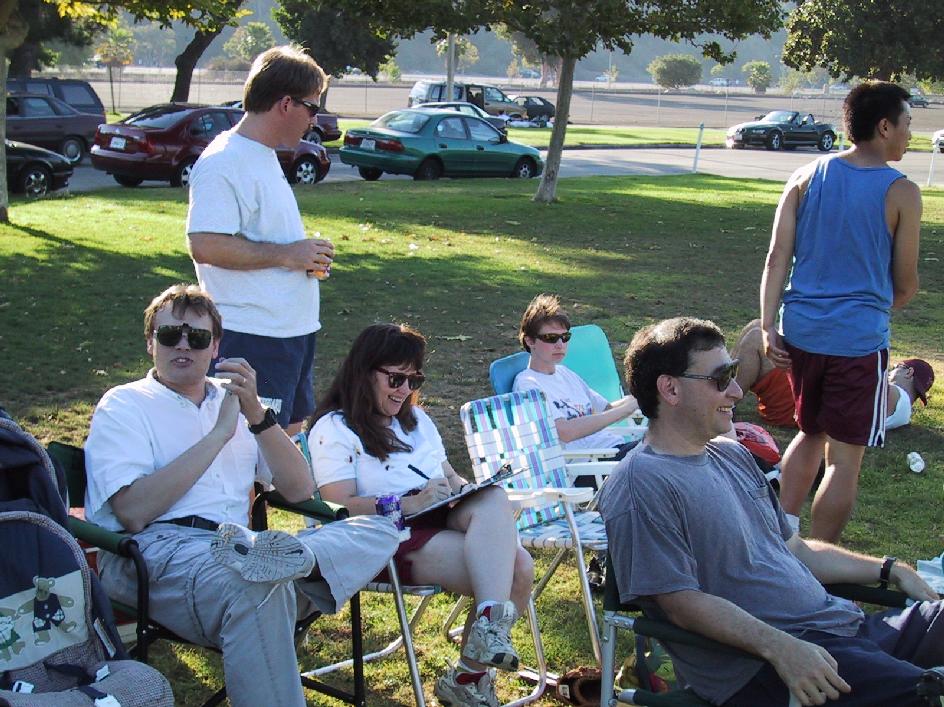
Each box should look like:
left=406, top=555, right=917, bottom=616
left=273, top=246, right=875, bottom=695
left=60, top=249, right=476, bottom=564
left=598, top=316, right=943, bottom=707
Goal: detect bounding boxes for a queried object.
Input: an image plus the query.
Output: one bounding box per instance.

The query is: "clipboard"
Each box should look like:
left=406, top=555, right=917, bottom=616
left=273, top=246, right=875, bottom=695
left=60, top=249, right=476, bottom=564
left=403, top=464, right=518, bottom=520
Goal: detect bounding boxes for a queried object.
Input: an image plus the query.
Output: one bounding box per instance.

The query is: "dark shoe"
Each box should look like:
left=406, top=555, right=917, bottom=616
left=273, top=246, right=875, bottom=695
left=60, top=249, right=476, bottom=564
left=917, top=667, right=944, bottom=704
left=588, top=556, right=605, bottom=594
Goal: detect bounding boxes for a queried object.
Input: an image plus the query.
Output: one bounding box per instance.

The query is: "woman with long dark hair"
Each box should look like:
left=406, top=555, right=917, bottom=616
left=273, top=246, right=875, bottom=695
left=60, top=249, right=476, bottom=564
left=308, top=323, right=533, bottom=707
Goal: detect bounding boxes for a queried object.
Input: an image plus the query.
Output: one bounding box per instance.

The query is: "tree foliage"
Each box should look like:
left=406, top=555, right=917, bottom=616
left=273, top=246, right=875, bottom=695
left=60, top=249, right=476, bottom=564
left=223, top=20, right=274, bottom=62
left=9, top=0, right=100, bottom=75
left=783, top=0, right=944, bottom=82
left=274, top=2, right=396, bottom=79
left=648, top=54, right=702, bottom=89
left=435, top=36, right=478, bottom=71
left=741, top=59, right=771, bottom=92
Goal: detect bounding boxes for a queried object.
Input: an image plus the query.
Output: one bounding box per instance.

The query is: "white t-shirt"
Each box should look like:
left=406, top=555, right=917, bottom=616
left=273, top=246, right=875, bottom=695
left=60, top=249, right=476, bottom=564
left=885, top=383, right=913, bottom=430
left=513, top=364, right=625, bottom=450
left=308, top=409, right=448, bottom=498
left=186, top=129, right=320, bottom=338
left=84, top=371, right=271, bottom=531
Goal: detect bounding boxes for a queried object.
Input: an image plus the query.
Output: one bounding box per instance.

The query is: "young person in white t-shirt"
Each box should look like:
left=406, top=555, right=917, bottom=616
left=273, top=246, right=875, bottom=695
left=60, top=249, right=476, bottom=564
left=513, top=294, right=640, bottom=461
left=308, top=323, right=533, bottom=707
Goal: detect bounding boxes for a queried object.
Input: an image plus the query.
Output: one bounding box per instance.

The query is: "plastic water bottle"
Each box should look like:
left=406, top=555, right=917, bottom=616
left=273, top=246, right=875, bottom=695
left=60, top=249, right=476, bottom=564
left=907, top=451, right=925, bottom=474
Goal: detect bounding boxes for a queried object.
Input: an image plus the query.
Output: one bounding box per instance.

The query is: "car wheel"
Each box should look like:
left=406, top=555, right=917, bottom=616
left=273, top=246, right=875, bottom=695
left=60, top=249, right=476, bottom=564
left=358, top=166, right=383, bottom=181
left=114, top=174, right=144, bottom=187
left=291, top=156, right=321, bottom=185
left=414, top=158, right=442, bottom=181
left=303, top=129, right=323, bottom=145
left=18, top=164, right=51, bottom=197
left=511, top=157, right=536, bottom=179
left=171, top=158, right=197, bottom=188
left=817, top=132, right=835, bottom=151
left=765, top=131, right=783, bottom=151
left=60, top=136, right=85, bottom=164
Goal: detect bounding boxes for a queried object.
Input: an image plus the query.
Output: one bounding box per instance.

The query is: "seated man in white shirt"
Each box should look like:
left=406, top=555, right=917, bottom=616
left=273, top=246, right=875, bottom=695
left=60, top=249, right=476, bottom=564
left=84, top=284, right=399, bottom=707
left=513, top=294, right=640, bottom=464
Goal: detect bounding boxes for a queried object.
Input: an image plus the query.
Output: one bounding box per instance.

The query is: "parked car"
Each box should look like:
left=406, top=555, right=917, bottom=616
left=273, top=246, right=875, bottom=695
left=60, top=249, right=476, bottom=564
left=340, top=109, right=543, bottom=181
left=5, top=139, right=73, bottom=197
left=933, top=128, right=944, bottom=153
left=5, top=93, right=104, bottom=164
left=6, top=76, right=105, bottom=115
left=90, top=103, right=330, bottom=188
left=220, top=99, right=341, bottom=144
left=709, top=77, right=730, bottom=88
left=726, top=111, right=836, bottom=151
left=594, top=74, right=611, bottom=82
left=407, top=80, right=525, bottom=118
left=908, top=90, right=929, bottom=108
left=414, top=101, right=507, bottom=132
left=518, top=68, right=540, bottom=79
left=509, top=95, right=555, bottom=121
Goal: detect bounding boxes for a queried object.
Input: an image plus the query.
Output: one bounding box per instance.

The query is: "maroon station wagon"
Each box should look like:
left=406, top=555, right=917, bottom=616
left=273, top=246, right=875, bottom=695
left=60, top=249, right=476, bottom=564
left=90, top=104, right=331, bottom=188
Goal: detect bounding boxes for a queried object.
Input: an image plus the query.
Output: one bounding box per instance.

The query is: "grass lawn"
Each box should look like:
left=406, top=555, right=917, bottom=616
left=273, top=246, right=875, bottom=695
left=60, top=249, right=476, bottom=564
left=2, top=175, right=942, bottom=705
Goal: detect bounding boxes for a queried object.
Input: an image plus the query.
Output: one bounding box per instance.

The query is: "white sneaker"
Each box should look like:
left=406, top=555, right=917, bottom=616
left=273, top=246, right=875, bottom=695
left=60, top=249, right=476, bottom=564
left=434, top=665, right=499, bottom=707
left=462, top=600, right=519, bottom=671
left=211, top=523, right=315, bottom=583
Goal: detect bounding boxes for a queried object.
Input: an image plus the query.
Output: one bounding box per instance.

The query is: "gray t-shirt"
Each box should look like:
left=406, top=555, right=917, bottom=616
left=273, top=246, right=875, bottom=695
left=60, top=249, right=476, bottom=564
left=598, top=437, right=863, bottom=704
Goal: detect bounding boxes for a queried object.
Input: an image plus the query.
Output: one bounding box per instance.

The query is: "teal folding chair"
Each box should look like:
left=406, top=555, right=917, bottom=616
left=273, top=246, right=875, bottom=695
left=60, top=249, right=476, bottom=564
left=461, top=389, right=611, bottom=665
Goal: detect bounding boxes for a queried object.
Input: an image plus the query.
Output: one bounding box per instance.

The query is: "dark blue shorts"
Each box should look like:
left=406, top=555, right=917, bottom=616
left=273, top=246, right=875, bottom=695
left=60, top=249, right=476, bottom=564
left=211, top=329, right=317, bottom=426
left=725, top=600, right=944, bottom=706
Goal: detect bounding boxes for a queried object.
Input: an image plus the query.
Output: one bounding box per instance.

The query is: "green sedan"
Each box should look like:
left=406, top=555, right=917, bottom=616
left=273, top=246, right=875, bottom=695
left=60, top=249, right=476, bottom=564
left=340, top=109, right=543, bottom=181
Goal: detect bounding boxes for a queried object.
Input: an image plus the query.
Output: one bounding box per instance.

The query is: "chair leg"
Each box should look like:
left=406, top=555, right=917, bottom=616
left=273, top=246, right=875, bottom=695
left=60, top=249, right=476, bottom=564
left=531, top=547, right=568, bottom=602
left=600, top=613, right=618, bottom=707
left=387, top=559, right=427, bottom=707
left=350, top=593, right=366, bottom=706
left=442, top=595, right=470, bottom=644
left=562, top=505, right=602, bottom=664
left=501, top=595, right=548, bottom=707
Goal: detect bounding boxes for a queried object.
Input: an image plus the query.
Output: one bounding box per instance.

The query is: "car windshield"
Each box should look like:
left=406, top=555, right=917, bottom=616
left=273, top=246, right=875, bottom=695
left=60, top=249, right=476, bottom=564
left=372, top=111, right=430, bottom=133
left=124, top=105, right=196, bottom=129
left=760, top=111, right=797, bottom=124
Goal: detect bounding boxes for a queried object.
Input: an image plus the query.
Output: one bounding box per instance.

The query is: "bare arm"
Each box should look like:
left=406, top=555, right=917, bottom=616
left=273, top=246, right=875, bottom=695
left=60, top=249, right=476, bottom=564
left=555, top=395, right=638, bottom=443
left=731, top=323, right=766, bottom=393
left=656, top=589, right=850, bottom=706
left=188, top=232, right=334, bottom=273
left=887, top=179, right=922, bottom=308
left=110, top=393, right=240, bottom=533
left=786, top=534, right=938, bottom=601
left=319, top=476, right=453, bottom=517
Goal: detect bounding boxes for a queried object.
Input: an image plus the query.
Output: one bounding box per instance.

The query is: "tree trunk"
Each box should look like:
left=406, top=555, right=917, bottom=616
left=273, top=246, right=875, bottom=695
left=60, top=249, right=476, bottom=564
left=533, top=55, right=574, bottom=205
left=171, top=28, right=223, bottom=103
left=9, top=41, right=39, bottom=76
left=1, top=0, right=30, bottom=224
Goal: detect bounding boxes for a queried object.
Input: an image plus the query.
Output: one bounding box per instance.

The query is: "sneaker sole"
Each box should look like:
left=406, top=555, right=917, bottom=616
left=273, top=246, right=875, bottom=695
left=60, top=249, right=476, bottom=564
left=211, top=523, right=315, bottom=583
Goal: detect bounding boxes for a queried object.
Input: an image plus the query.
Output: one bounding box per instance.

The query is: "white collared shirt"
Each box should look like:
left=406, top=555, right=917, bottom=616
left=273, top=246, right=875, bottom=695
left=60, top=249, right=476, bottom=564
left=85, top=370, right=271, bottom=531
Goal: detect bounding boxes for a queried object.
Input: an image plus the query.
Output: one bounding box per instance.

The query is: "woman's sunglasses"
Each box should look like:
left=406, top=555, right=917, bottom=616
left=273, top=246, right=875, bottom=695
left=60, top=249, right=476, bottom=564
left=376, top=367, right=425, bottom=391
left=677, top=359, right=740, bottom=391
left=153, top=324, right=213, bottom=350
left=534, top=332, right=572, bottom=344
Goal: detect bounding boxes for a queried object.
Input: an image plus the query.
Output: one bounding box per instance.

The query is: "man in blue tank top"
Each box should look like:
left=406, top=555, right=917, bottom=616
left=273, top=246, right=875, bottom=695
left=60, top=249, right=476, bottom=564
left=760, top=82, right=922, bottom=543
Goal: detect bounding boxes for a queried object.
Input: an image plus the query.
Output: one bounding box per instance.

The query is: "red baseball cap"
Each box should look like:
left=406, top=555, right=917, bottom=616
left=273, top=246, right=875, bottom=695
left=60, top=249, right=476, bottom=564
left=901, top=358, right=934, bottom=405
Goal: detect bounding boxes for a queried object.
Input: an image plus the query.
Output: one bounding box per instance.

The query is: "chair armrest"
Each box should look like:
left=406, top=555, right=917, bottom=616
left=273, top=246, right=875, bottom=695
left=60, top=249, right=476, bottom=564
left=507, top=486, right=594, bottom=509
left=824, top=583, right=911, bottom=608
left=563, top=448, right=619, bottom=460
left=264, top=491, right=350, bottom=522
left=632, top=614, right=755, bottom=659
left=67, top=516, right=138, bottom=557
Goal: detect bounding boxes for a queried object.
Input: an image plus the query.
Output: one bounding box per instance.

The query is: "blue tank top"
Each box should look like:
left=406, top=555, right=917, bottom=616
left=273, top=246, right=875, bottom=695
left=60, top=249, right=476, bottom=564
left=781, top=154, right=903, bottom=356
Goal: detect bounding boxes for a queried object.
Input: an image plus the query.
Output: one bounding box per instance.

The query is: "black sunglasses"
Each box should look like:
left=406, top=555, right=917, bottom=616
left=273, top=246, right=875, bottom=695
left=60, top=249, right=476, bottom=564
left=677, top=359, right=739, bottom=392
left=154, top=324, right=213, bottom=350
left=292, top=97, right=321, bottom=117
left=534, top=331, right=572, bottom=344
left=376, top=367, right=425, bottom=391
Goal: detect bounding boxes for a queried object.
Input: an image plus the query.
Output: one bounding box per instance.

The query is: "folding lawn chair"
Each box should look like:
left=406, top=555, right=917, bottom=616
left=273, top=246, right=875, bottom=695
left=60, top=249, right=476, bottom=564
left=599, top=554, right=915, bottom=706
left=461, top=389, right=612, bottom=664
left=291, top=434, right=550, bottom=707
left=47, top=441, right=370, bottom=707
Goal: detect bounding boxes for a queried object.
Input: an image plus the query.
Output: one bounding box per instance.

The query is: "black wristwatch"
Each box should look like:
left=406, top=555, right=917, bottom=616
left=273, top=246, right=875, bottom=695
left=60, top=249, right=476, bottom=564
left=879, top=556, right=896, bottom=589
left=248, top=407, right=278, bottom=435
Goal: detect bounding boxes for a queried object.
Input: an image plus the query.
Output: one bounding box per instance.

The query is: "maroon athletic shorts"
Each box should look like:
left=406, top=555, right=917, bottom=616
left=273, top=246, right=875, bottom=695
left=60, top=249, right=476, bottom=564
left=374, top=505, right=451, bottom=585
left=785, top=341, right=888, bottom=447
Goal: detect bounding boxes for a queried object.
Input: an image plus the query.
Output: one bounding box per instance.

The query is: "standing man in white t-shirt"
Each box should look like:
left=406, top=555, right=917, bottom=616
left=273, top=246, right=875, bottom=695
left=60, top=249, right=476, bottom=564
left=512, top=294, right=640, bottom=460
left=187, top=45, right=333, bottom=434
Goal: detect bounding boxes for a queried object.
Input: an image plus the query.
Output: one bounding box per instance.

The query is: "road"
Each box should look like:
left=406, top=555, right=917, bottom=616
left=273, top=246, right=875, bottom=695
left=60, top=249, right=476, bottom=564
left=68, top=145, right=944, bottom=193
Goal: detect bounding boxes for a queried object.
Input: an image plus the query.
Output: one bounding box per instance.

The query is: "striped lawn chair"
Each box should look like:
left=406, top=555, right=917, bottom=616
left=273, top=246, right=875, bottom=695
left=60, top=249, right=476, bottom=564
left=461, top=389, right=613, bottom=664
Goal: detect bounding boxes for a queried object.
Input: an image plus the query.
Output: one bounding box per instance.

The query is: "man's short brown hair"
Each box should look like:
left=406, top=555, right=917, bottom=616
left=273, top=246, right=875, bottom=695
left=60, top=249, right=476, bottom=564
left=143, top=284, right=223, bottom=343
left=518, top=293, right=571, bottom=352
left=243, top=45, right=327, bottom=113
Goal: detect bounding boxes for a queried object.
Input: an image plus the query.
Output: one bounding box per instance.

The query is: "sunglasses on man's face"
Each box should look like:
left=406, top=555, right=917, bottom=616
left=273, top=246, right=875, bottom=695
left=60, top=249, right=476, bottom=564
left=154, top=324, right=213, bottom=350
left=376, top=367, right=425, bottom=391
left=292, top=97, right=321, bottom=117
left=677, top=359, right=740, bottom=392
left=534, top=331, right=572, bottom=345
